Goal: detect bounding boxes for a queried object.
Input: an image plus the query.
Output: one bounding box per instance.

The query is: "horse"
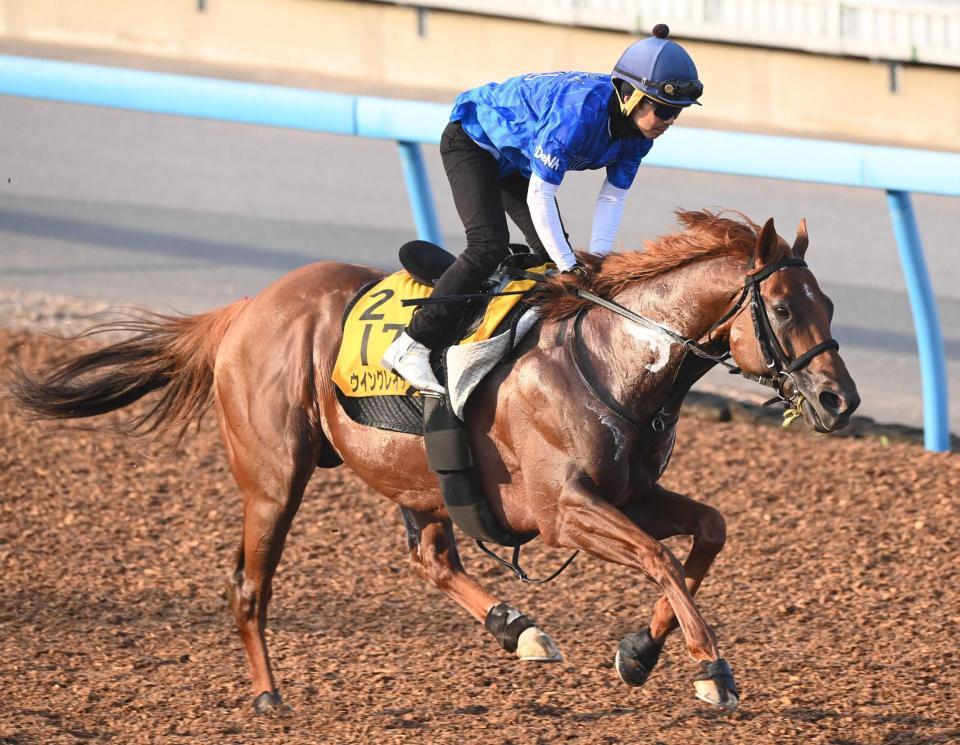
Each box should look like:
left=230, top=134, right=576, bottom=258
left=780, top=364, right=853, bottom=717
left=10, top=209, right=859, bottom=714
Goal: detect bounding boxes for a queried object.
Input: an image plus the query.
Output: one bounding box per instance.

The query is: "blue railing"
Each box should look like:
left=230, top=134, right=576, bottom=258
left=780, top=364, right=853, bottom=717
left=1, top=54, right=955, bottom=450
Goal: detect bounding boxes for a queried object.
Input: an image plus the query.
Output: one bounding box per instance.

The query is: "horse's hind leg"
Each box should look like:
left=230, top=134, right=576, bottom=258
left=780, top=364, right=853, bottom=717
left=220, top=404, right=320, bottom=714
left=400, top=508, right=562, bottom=662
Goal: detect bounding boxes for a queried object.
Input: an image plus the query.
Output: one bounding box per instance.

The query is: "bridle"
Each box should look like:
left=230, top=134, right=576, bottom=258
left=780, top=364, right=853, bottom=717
left=571, top=256, right=840, bottom=429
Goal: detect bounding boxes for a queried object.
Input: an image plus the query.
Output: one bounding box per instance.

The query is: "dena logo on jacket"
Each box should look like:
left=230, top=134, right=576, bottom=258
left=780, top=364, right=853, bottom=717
left=534, top=144, right=560, bottom=170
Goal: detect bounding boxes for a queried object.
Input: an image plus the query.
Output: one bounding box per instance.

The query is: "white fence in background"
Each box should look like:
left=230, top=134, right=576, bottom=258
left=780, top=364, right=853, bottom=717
left=379, top=0, right=960, bottom=66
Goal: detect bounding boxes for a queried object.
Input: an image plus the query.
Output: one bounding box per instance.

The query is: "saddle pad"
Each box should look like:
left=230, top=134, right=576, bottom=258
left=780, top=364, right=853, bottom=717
left=332, top=266, right=549, bottom=399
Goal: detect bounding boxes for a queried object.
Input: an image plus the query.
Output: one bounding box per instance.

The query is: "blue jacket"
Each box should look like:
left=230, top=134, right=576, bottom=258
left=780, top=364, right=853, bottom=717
left=451, top=71, right=653, bottom=189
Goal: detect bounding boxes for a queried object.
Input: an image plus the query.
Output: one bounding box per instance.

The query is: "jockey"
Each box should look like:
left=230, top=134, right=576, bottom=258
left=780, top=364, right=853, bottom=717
left=382, top=24, right=702, bottom=394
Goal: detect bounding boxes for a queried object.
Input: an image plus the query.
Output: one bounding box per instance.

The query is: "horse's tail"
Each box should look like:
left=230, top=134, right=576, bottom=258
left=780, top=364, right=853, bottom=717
left=9, top=300, right=247, bottom=442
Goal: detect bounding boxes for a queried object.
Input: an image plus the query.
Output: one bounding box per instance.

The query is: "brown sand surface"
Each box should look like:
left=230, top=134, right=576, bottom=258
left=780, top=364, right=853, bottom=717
left=2, top=328, right=958, bottom=745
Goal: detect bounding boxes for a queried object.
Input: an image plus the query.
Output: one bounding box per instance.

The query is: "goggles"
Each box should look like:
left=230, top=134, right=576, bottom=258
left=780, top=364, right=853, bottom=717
left=646, top=78, right=703, bottom=104
left=613, top=69, right=704, bottom=105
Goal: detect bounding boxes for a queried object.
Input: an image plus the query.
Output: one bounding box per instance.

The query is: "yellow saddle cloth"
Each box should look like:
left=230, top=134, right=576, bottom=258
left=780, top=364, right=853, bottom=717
left=332, top=266, right=549, bottom=398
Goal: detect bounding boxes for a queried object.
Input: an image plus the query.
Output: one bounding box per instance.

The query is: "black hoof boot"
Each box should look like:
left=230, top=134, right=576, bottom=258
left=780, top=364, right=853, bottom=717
left=615, top=628, right=664, bottom=687
left=693, top=658, right=739, bottom=710
left=484, top=602, right=535, bottom=654
left=253, top=689, right=283, bottom=715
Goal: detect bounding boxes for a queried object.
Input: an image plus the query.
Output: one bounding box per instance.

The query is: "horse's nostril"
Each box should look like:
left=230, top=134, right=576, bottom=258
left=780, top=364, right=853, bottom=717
left=819, top=390, right=842, bottom=415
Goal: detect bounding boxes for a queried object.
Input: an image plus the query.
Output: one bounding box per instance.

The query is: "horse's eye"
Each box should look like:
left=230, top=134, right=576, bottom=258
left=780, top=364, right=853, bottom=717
left=773, top=304, right=791, bottom=319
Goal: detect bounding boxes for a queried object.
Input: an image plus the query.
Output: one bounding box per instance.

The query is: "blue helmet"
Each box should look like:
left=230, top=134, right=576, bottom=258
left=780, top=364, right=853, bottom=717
left=613, top=24, right=703, bottom=115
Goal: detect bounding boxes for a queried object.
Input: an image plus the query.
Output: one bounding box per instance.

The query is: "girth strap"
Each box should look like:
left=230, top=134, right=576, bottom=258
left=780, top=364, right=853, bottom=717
left=422, top=394, right=578, bottom=584
left=422, top=395, right=535, bottom=547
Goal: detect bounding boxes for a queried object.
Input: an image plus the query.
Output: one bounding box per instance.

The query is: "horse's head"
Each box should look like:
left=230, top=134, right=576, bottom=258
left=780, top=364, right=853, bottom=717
left=727, top=218, right=860, bottom=433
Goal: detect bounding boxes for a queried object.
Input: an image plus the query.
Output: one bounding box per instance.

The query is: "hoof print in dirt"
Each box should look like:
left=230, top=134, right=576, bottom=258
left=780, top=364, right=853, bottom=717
left=692, top=658, right=739, bottom=710
left=615, top=628, right=664, bottom=687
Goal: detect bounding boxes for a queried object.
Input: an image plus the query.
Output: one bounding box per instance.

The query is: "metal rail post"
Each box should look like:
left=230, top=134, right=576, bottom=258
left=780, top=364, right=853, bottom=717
left=397, top=141, right=443, bottom=246
left=886, top=190, right=950, bottom=451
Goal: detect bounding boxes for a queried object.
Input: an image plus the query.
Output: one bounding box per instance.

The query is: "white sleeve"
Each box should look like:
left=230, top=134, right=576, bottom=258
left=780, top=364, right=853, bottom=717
left=588, top=178, right=629, bottom=256
left=527, top=174, right=577, bottom=271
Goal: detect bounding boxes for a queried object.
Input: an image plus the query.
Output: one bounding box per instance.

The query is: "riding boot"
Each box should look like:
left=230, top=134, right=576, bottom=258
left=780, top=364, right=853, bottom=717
left=381, top=332, right=446, bottom=395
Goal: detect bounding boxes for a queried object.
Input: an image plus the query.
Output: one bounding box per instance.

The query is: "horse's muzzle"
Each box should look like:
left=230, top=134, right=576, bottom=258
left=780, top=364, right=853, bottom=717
left=801, top=379, right=860, bottom=433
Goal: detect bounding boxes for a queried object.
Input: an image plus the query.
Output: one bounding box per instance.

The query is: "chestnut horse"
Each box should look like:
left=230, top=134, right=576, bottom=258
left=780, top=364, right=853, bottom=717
left=11, top=210, right=858, bottom=714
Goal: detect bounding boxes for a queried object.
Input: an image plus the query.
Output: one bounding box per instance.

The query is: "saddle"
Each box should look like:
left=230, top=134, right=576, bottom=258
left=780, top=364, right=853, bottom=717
left=332, top=241, right=550, bottom=548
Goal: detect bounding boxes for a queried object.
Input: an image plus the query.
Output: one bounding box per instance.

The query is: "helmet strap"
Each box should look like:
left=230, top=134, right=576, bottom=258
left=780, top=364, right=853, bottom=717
left=620, top=88, right=646, bottom=117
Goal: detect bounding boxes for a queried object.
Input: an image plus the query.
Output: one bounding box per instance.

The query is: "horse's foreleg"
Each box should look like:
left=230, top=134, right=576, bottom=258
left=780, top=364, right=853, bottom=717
left=541, top=479, right=737, bottom=708
left=544, top=480, right=718, bottom=660
left=400, top=507, right=562, bottom=662
left=613, top=485, right=727, bottom=694
left=622, top=485, right=727, bottom=642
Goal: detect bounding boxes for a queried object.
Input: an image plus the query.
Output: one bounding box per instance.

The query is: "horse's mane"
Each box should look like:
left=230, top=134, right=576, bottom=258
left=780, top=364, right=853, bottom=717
left=531, top=209, right=780, bottom=322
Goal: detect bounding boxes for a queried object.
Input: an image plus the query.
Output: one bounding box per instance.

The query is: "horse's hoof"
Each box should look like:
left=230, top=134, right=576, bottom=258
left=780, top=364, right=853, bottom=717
left=486, top=603, right=561, bottom=660
left=615, top=628, right=664, bottom=687
left=693, top=658, right=739, bottom=710
left=516, top=626, right=563, bottom=662
left=253, top=689, right=283, bottom=715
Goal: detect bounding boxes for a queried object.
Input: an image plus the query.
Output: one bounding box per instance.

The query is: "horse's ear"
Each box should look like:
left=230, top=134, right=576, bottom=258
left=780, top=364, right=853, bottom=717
left=792, top=218, right=809, bottom=258
left=755, top=217, right=778, bottom=266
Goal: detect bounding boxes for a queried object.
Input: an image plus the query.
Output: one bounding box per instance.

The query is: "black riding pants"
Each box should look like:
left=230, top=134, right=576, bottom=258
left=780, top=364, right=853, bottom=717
left=407, top=121, right=566, bottom=348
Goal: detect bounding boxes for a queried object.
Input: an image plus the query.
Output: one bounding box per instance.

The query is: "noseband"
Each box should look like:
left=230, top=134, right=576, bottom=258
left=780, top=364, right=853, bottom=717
left=572, top=256, right=839, bottom=428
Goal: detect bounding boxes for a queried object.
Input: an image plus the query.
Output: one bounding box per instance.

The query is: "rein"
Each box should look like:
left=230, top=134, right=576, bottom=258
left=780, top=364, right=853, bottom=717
left=571, top=257, right=839, bottom=428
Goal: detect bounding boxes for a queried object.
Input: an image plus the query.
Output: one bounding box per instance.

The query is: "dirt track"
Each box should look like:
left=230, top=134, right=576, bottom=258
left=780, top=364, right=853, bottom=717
left=2, top=327, right=959, bottom=745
